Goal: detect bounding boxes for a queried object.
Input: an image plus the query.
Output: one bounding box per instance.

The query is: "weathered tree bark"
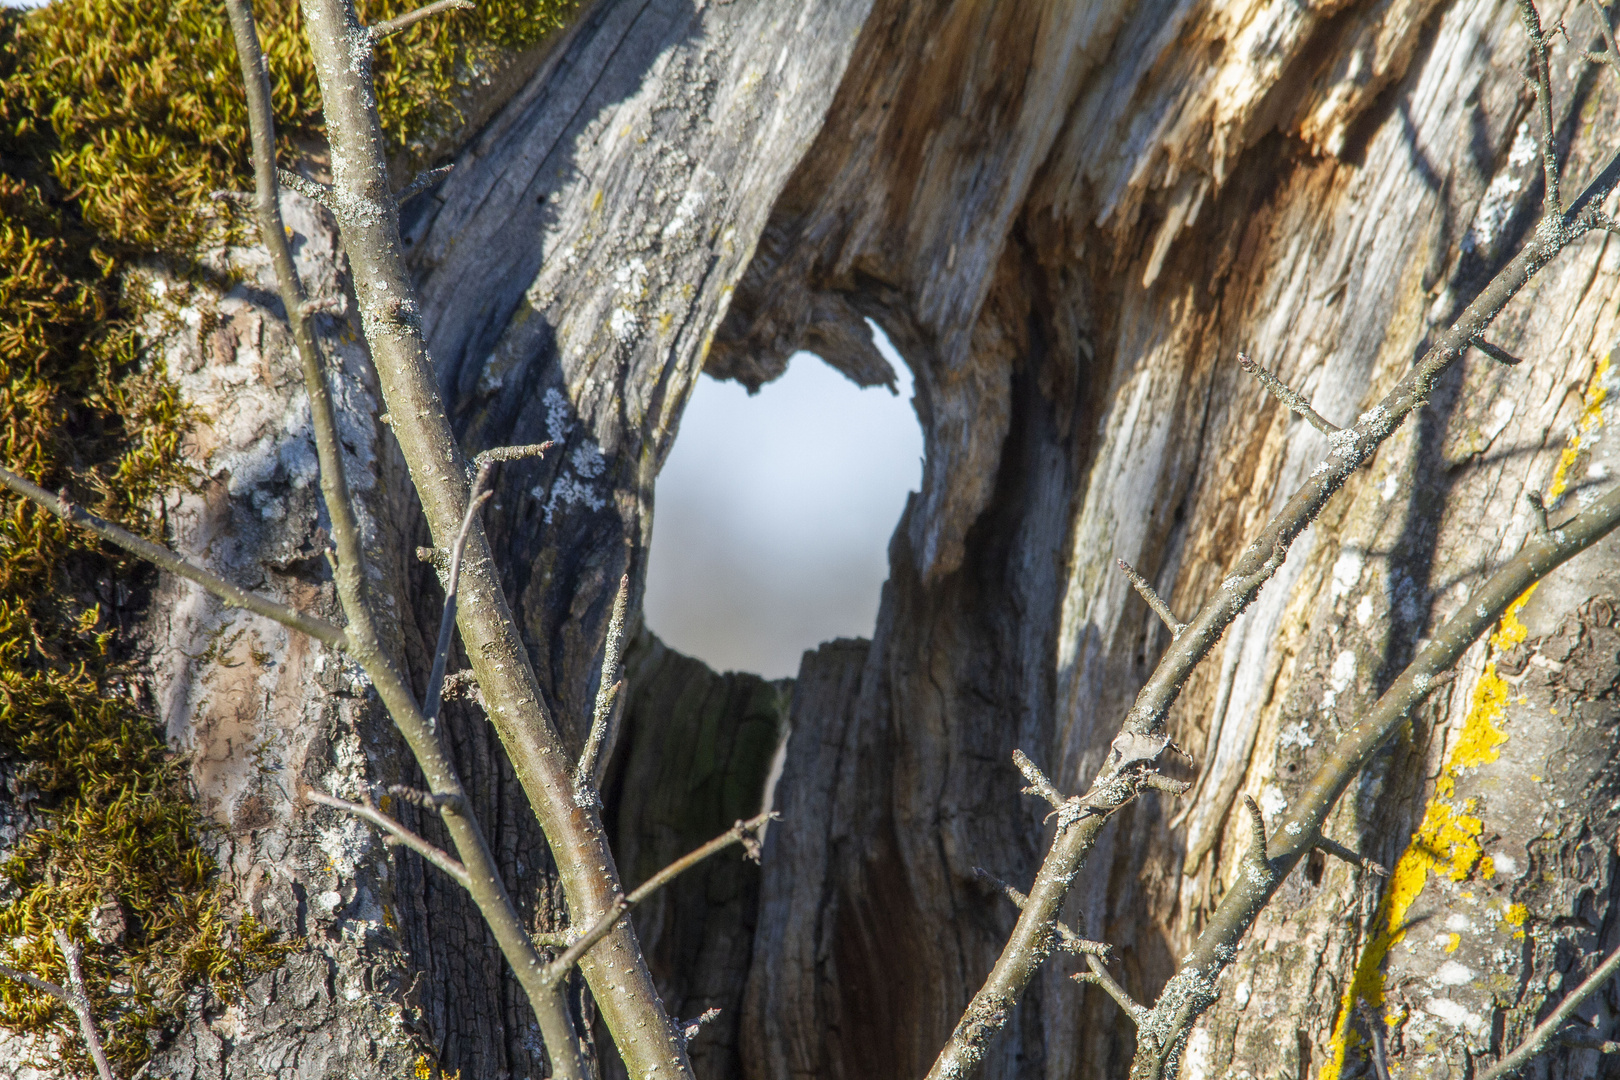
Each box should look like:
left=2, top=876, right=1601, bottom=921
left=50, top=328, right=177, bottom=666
left=45, top=0, right=1620, bottom=1078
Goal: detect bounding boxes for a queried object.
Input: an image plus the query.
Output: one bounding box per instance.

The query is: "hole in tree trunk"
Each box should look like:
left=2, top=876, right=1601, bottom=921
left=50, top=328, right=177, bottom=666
left=644, top=325, right=921, bottom=677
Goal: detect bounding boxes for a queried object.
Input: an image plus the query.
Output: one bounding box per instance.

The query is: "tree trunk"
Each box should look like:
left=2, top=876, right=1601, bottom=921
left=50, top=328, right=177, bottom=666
left=30, top=0, right=1620, bottom=1078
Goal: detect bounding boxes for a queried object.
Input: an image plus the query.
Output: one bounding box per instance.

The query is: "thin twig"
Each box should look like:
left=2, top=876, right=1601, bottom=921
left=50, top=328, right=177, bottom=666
left=1012, top=749, right=1068, bottom=810
left=275, top=168, right=335, bottom=210
left=1518, top=0, right=1563, bottom=213
left=1117, top=557, right=1187, bottom=637
left=543, top=811, right=777, bottom=986
left=0, top=943, right=116, bottom=1080
left=472, top=441, right=555, bottom=468
left=1591, top=0, right=1620, bottom=64
left=972, top=868, right=1111, bottom=958
left=1238, top=352, right=1340, bottom=435
left=576, top=573, right=630, bottom=806
left=424, top=468, right=495, bottom=729
left=395, top=164, right=454, bottom=204
left=1314, top=834, right=1389, bottom=876
left=308, top=790, right=470, bottom=886
left=0, top=466, right=347, bottom=648
left=366, top=0, right=474, bottom=43
left=1478, top=940, right=1620, bottom=1079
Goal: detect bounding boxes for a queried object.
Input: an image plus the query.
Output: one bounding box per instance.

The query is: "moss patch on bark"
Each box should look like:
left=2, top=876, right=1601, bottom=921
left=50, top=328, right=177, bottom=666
left=0, top=1, right=574, bottom=1074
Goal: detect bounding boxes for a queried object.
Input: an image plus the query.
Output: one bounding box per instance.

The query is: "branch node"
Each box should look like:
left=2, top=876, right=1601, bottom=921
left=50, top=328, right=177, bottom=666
left=1238, top=351, right=1340, bottom=435
left=972, top=868, right=1111, bottom=959
left=1116, top=557, right=1187, bottom=637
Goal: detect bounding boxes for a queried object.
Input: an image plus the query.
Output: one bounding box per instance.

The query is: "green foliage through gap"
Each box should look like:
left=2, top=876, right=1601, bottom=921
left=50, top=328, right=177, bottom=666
left=0, top=0, right=575, bottom=1073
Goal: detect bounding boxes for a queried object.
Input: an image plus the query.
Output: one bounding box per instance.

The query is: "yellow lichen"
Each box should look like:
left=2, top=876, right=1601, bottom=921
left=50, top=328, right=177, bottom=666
left=1445, top=933, right=1461, bottom=953
left=1324, top=350, right=1614, bottom=1080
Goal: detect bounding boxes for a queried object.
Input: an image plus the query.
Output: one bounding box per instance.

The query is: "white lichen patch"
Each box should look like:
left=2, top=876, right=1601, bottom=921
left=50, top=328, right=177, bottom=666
left=1330, top=547, right=1365, bottom=603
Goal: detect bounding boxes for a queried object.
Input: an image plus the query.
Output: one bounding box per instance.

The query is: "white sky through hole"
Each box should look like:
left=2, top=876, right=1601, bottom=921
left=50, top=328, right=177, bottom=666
left=644, top=323, right=922, bottom=678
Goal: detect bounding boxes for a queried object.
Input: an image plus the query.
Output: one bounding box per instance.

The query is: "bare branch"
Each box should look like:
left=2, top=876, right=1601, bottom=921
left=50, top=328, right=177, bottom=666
left=1313, top=834, right=1389, bottom=877
left=1117, top=557, right=1187, bottom=638
left=972, top=868, right=1111, bottom=959
left=366, top=0, right=474, bottom=43
left=1473, top=338, right=1526, bottom=366
left=1238, top=352, right=1340, bottom=435
left=1479, top=939, right=1620, bottom=1079
left=576, top=573, right=630, bottom=806
left=308, top=790, right=470, bottom=886
left=395, top=164, right=454, bottom=204
left=543, top=811, right=777, bottom=986
left=1012, top=749, right=1067, bottom=810
left=292, top=0, right=687, bottom=1063
left=54, top=933, right=117, bottom=1080
left=1518, top=0, right=1564, bottom=213
left=0, top=466, right=347, bottom=649
left=227, top=6, right=587, bottom=1076
left=0, top=961, right=69, bottom=1003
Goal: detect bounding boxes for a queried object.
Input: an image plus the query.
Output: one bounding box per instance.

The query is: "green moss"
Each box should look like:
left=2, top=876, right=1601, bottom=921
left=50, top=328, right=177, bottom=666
left=0, top=0, right=575, bottom=1074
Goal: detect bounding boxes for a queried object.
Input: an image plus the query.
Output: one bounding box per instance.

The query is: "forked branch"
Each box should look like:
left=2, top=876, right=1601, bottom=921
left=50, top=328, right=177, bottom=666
left=931, top=5, right=1620, bottom=1067
left=1128, top=480, right=1620, bottom=1078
